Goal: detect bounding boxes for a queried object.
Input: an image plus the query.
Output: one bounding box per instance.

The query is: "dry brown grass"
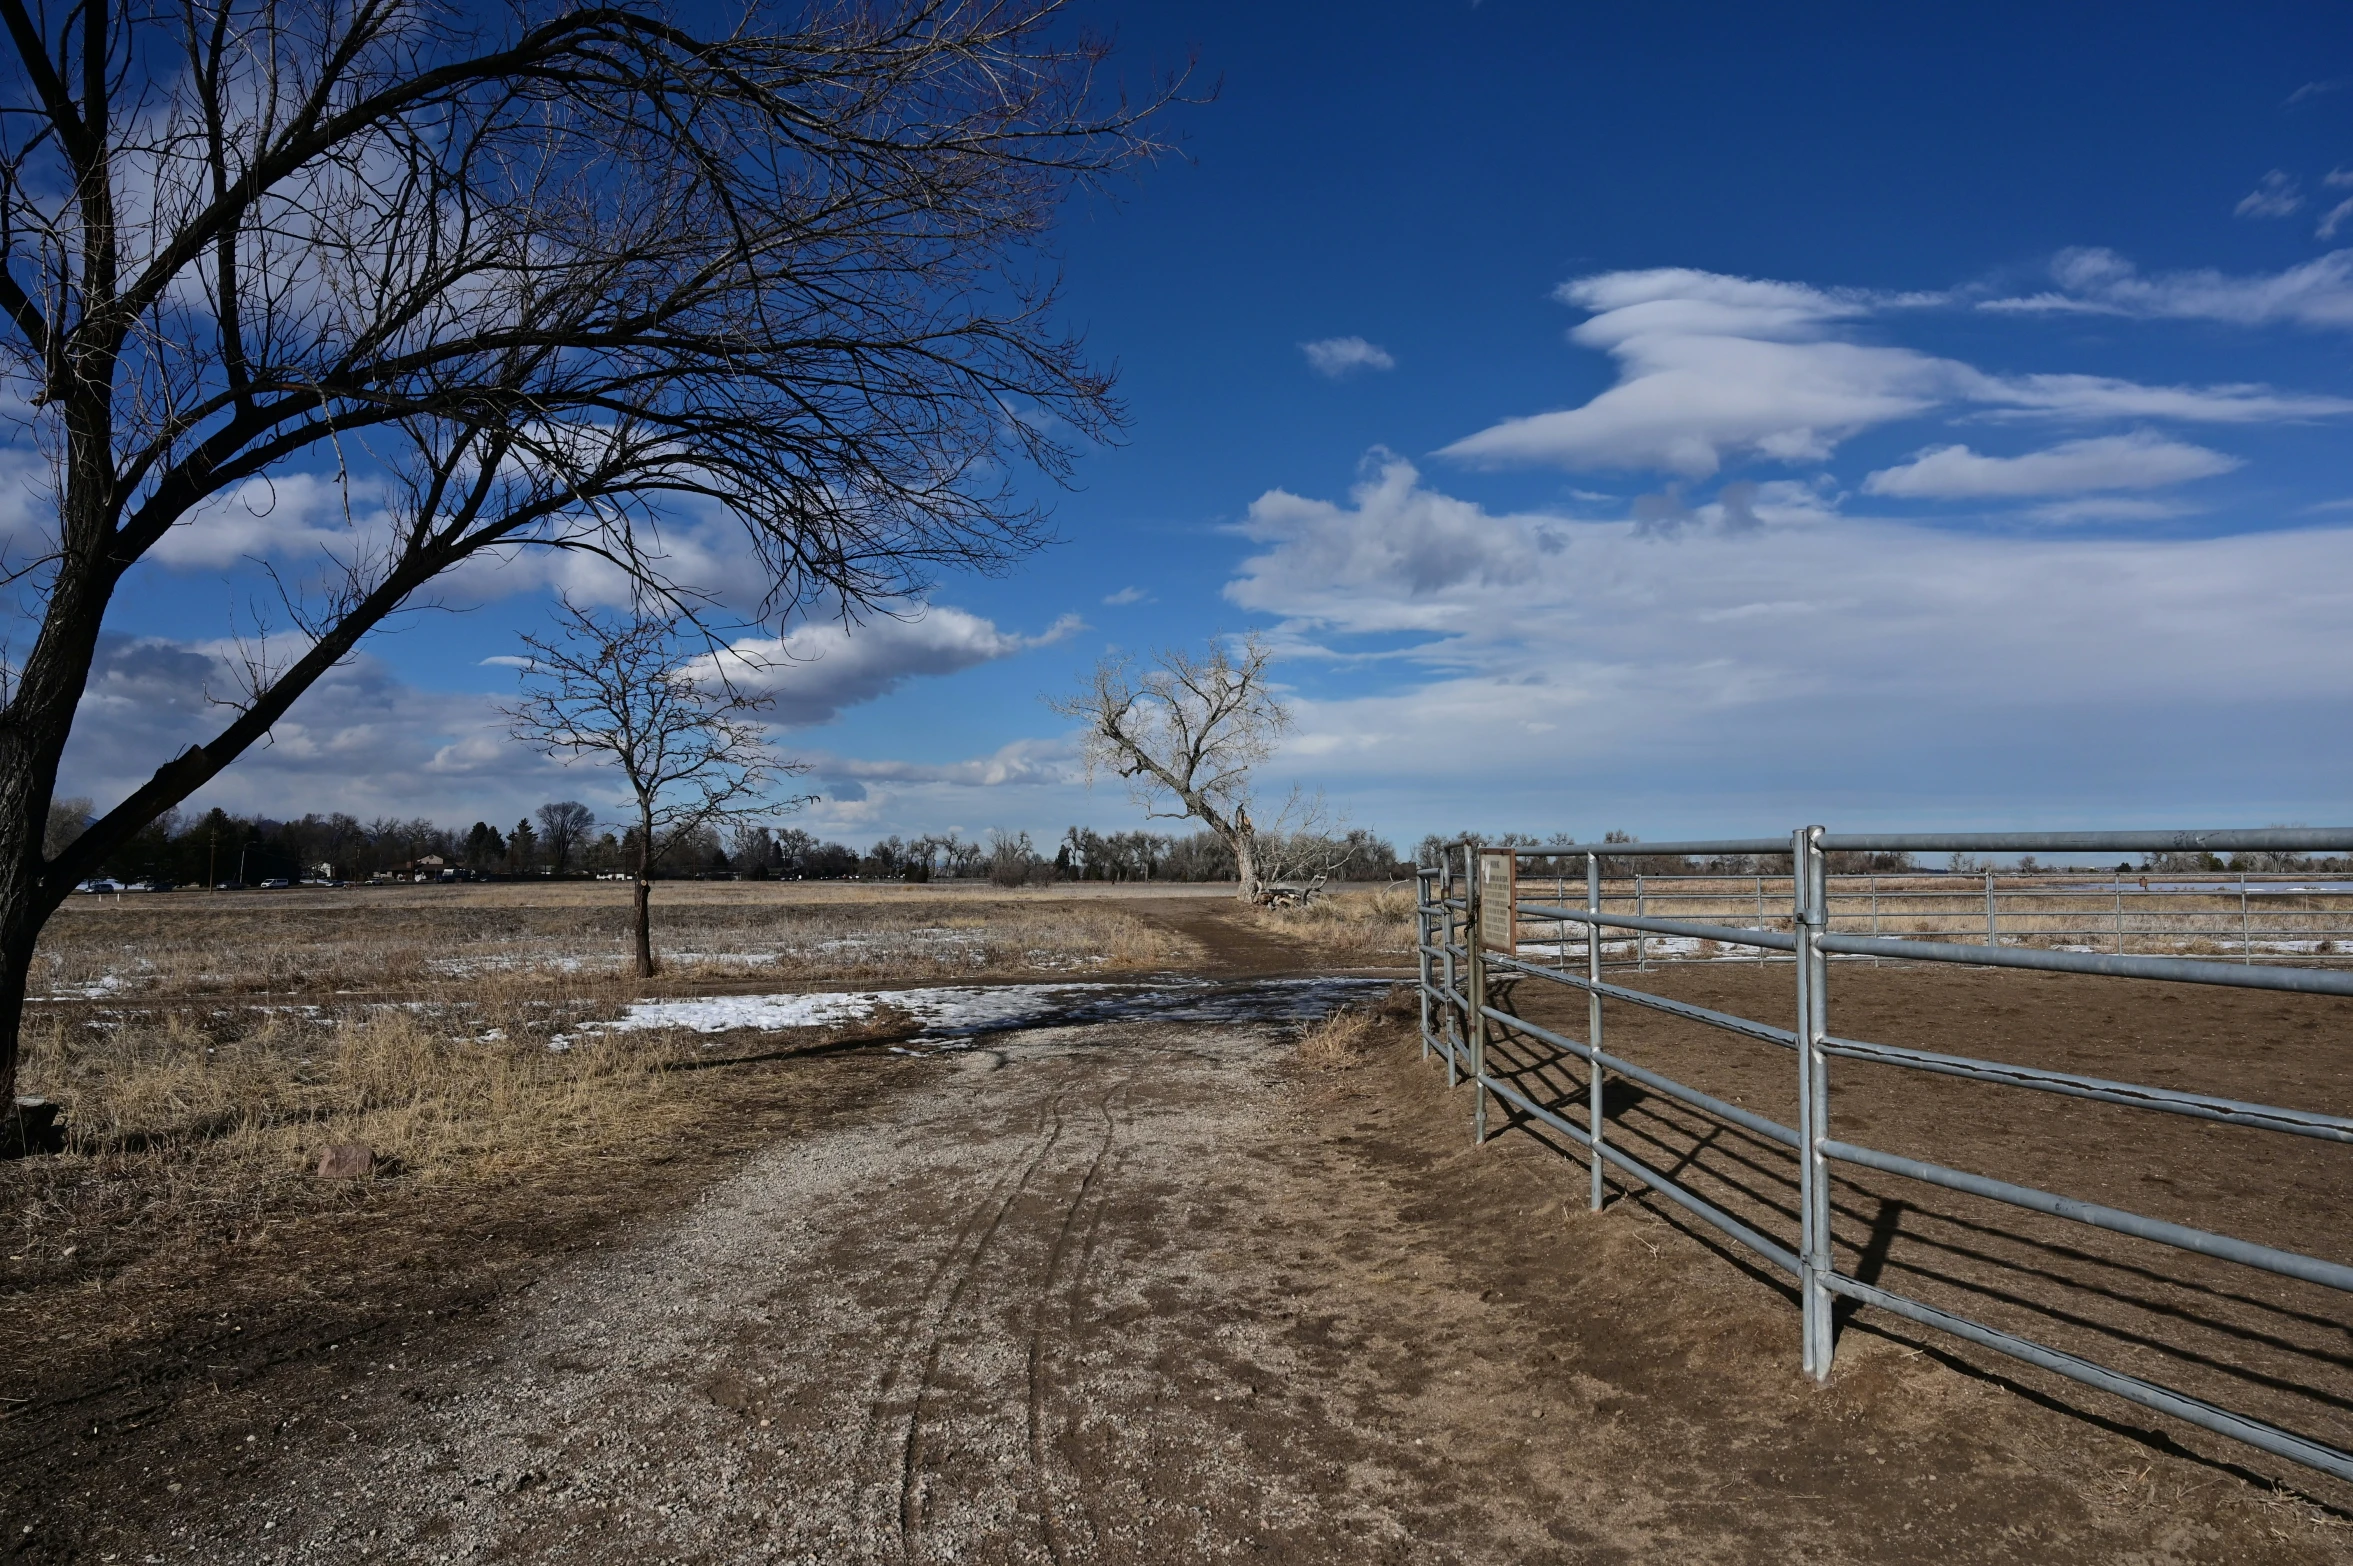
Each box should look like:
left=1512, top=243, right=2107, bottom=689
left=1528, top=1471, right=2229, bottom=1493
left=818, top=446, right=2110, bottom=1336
left=1249, top=883, right=1418, bottom=960
left=1294, top=983, right=1417, bottom=1070
left=1295, top=1006, right=1383, bottom=1069
left=3, top=884, right=1197, bottom=1338
left=32, top=883, right=1199, bottom=999
left=3, top=975, right=713, bottom=1287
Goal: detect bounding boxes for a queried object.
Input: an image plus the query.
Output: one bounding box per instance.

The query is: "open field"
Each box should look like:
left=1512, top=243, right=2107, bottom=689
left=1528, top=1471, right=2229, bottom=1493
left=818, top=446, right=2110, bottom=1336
left=1, top=889, right=2348, bottom=1561
left=29, top=878, right=1215, bottom=1002
left=2, top=882, right=1213, bottom=1385
left=1490, top=872, right=2353, bottom=964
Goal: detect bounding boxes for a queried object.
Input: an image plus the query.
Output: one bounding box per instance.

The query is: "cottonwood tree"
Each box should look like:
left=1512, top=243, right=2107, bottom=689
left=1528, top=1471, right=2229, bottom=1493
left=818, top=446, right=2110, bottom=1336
left=508, top=600, right=807, bottom=975
left=1049, top=636, right=1291, bottom=902
left=0, top=0, right=1171, bottom=1103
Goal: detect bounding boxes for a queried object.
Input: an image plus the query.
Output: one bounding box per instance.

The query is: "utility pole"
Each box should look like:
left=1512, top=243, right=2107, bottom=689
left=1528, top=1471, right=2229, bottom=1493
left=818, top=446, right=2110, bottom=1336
left=208, top=828, right=217, bottom=891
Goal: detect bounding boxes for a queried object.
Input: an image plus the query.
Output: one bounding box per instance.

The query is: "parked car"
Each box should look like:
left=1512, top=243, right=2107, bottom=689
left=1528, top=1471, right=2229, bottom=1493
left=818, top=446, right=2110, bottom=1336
left=73, top=878, right=122, bottom=894
left=258, top=878, right=292, bottom=889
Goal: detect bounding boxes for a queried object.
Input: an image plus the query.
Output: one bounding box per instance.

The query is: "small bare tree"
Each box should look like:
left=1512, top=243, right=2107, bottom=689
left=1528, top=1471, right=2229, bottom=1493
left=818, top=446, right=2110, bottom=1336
left=508, top=601, right=808, bottom=977
left=1049, top=636, right=1290, bottom=902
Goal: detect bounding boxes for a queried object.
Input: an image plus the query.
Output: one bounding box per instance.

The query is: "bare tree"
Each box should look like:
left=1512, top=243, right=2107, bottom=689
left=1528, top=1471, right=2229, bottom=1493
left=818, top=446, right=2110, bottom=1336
left=41, top=797, right=91, bottom=862
left=507, top=600, right=807, bottom=976
left=1048, top=636, right=1290, bottom=903
left=726, top=822, right=775, bottom=878
left=535, top=801, right=596, bottom=874
left=0, top=0, right=1173, bottom=1101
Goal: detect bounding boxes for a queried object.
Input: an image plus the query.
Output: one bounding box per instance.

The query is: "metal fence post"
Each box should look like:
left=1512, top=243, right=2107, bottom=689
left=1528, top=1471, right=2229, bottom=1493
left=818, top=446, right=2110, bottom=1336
left=2115, top=883, right=2125, bottom=956
left=1757, top=873, right=1768, bottom=964
left=1556, top=867, right=1568, bottom=972
left=1985, top=866, right=1998, bottom=947
left=1469, top=844, right=1488, bottom=1144
left=2241, top=871, right=2253, bottom=964
left=1635, top=873, right=1648, bottom=970
left=1416, top=876, right=1433, bottom=1062
left=1795, top=825, right=1833, bottom=1380
left=1440, top=853, right=1460, bottom=1087
left=1586, top=851, right=1606, bottom=1210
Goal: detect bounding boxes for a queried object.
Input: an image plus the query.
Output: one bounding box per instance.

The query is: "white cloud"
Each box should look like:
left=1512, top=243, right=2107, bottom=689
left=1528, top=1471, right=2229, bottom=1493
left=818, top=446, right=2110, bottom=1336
left=1861, top=433, right=2240, bottom=500
left=702, top=607, right=1080, bottom=726
left=56, top=601, right=1082, bottom=828
left=1981, top=247, right=2353, bottom=330
left=1438, top=264, right=2351, bottom=480
left=1441, top=269, right=1950, bottom=476
left=1300, top=336, right=1397, bottom=377
left=58, top=635, right=570, bottom=823
left=146, top=472, right=388, bottom=571
left=2319, top=198, right=2353, bottom=242
left=2235, top=170, right=2304, bottom=219
left=802, top=738, right=1076, bottom=790
left=1216, top=461, right=2353, bottom=824
left=2020, top=497, right=2195, bottom=525
left=1101, top=585, right=1149, bottom=605
left=1231, top=455, right=1564, bottom=633
left=2288, top=80, right=2346, bottom=105
left=1978, top=372, right=2353, bottom=422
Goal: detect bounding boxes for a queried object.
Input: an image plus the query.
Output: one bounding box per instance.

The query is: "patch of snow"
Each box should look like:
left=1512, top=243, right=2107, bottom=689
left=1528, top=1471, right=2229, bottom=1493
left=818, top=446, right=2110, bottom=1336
left=589, top=976, right=1395, bottom=1047
left=41, top=974, right=126, bottom=1000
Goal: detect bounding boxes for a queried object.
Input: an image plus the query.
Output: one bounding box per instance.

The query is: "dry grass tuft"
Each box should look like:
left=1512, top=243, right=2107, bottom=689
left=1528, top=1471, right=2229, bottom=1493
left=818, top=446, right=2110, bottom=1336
left=1296, top=1007, right=1384, bottom=1069
left=1295, top=984, right=1418, bottom=1070
left=1252, top=884, right=1418, bottom=960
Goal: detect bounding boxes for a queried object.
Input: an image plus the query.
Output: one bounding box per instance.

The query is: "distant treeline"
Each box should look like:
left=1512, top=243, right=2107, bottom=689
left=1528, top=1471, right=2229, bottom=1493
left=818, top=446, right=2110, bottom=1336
left=1414, top=831, right=2350, bottom=877
left=48, top=799, right=1411, bottom=886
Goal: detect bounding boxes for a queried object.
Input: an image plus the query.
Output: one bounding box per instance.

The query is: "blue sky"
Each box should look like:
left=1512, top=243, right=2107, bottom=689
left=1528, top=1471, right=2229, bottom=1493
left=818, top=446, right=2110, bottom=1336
left=55, top=1, right=2353, bottom=850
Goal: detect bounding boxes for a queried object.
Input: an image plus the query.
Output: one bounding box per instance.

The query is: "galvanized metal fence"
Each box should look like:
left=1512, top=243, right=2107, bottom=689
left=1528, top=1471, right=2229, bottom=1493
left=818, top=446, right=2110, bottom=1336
left=1416, top=826, right=2353, bottom=1485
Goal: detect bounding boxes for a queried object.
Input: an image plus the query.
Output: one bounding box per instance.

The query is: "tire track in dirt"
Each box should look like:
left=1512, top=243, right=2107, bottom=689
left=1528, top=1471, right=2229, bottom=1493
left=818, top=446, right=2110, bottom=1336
left=1026, top=1077, right=1133, bottom=1563
left=866, top=1083, right=1078, bottom=1561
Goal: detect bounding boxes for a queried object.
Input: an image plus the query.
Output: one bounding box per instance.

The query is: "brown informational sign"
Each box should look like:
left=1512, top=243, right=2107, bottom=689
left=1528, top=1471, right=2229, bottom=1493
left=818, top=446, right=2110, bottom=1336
left=1478, top=849, right=1518, bottom=954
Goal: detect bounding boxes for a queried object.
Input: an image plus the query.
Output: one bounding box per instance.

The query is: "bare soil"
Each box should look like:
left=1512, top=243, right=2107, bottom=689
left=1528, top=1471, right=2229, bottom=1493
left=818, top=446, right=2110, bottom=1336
left=1, top=906, right=2348, bottom=1562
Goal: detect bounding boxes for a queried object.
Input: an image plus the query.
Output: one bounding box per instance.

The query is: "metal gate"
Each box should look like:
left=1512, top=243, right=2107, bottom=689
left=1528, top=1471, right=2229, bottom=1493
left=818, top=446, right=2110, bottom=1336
left=1416, top=827, right=2353, bottom=1484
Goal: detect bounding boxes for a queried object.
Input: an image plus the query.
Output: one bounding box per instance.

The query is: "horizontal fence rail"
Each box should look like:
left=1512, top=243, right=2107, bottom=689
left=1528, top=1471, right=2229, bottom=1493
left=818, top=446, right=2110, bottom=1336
left=1414, top=825, right=2353, bottom=1487
left=1495, top=872, right=2353, bottom=972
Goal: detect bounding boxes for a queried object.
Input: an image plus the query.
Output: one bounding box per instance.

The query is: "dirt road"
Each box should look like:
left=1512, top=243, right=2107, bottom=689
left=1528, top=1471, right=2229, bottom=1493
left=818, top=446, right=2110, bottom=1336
left=196, top=987, right=1469, bottom=1563
left=10, top=940, right=2352, bottom=1562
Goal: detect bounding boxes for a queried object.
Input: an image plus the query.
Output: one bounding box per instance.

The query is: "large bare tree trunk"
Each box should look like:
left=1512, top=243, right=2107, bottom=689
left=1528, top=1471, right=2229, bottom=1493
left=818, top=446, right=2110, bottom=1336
left=1232, top=819, right=1260, bottom=905
left=0, top=417, right=125, bottom=1105
left=0, top=904, right=42, bottom=1110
